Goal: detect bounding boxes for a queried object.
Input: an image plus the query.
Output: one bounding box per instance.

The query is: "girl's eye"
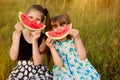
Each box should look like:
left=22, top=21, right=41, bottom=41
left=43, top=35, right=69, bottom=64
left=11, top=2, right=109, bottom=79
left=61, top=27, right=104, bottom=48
left=36, top=20, right=41, bottom=24
left=52, top=25, right=57, bottom=29
left=60, top=24, right=66, bottom=27
left=60, top=24, right=64, bottom=26
left=36, top=18, right=41, bottom=24
left=36, top=18, right=41, bottom=21
left=28, top=16, right=33, bottom=21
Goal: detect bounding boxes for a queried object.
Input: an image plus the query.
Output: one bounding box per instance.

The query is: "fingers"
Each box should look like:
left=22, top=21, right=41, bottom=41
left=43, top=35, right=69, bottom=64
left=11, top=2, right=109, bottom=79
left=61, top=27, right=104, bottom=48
left=46, top=38, right=54, bottom=47
left=32, top=30, right=41, bottom=40
left=69, top=29, right=79, bottom=37
left=69, top=29, right=73, bottom=34
left=15, top=22, right=23, bottom=30
left=47, top=38, right=54, bottom=44
left=32, top=30, right=41, bottom=35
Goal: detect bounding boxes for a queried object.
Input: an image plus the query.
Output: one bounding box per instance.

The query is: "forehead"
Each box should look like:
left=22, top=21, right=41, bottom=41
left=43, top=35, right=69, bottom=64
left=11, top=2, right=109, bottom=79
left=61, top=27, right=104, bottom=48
left=51, top=16, right=68, bottom=26
left=27, top=9, right=42, bottom=17
left=51, top=21, right=59, bottom=26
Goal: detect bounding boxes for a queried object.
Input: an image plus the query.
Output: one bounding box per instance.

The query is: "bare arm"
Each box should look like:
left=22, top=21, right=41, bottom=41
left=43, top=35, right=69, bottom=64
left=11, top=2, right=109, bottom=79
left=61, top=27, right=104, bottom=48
left=32, top=31, right=44, bottom=66
left=9, top=22, right=23, bottom=61
left=69, top=29, right=86, bottom=60
left=46, top=38, right=63, bottom=68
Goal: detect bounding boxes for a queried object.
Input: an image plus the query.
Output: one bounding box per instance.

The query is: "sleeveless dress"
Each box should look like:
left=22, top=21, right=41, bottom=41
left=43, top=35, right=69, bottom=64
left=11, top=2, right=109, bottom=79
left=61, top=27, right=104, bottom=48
left=7, top=33, right=53, bottom=80
left=52, top=38, right=100, bottom=80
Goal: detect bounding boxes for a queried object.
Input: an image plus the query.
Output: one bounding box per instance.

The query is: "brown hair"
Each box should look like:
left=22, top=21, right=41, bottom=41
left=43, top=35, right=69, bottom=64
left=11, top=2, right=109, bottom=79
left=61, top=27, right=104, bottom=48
left=50, top=14, right=72, bottom=40
left=27, top=4, right=52, bottom=64
left=51, top=14, right=71, bottom=26
left=26, top=4, right=51, bottom=32
left=45, top=14, right=73, bottom=63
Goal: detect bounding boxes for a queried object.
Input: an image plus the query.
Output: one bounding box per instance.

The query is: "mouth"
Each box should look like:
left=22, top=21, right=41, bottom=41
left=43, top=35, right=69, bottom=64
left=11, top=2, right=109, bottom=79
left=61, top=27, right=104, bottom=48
left=55, top=28, right=64, bottom=34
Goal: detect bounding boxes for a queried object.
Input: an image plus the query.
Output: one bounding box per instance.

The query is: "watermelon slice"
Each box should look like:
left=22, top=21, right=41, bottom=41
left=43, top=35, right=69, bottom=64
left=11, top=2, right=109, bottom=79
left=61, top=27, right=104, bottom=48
left=19, top=12, right=45, bottom=31
left=45, top=24, right=72, bottom=40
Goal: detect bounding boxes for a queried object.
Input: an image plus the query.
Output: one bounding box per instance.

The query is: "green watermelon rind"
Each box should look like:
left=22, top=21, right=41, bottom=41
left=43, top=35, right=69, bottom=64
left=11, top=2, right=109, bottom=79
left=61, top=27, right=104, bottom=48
left=45, top=23, right=72, bottom=40
left=19, top=12, right=46, bottom=31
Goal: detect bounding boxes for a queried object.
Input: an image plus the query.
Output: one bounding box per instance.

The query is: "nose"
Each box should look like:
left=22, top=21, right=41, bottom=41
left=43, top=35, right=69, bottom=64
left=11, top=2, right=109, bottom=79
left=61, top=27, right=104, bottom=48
left=57, top=25, right=62, bottom=29
left=32, top=19, right=36, bottom=23
left=54, top=26, right=63, bottom=32
left=58, top=26, right=64, bottom=30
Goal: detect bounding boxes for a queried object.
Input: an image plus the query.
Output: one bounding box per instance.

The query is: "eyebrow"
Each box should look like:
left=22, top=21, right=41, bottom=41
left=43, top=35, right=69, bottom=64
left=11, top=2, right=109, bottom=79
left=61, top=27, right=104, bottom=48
left=51, top=22, right=57, bottom=26
left=52, top=24, right=57, bottom=26
left=60, top=21, right=66, bottom=25
left=36, top=18, right=41, bottom=20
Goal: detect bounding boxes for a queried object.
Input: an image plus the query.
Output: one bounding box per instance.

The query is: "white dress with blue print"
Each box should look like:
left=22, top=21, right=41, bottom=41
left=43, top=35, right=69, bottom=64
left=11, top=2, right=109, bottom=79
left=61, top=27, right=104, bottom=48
left=53, top=38, right=100, bottom=80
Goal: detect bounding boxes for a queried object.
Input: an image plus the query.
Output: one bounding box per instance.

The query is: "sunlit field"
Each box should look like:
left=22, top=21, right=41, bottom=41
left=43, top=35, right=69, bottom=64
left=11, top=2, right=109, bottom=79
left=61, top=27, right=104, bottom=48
left=0, top=0, right=120, bottom=80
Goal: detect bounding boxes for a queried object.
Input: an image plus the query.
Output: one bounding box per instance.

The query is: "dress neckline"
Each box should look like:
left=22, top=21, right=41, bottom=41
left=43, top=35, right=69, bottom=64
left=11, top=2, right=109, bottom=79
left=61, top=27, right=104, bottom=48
left=21, top=32, right=32, bottom=45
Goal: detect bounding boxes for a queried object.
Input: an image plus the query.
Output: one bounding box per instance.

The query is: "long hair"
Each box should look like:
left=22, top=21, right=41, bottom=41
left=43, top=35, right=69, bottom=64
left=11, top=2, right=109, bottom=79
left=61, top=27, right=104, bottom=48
left=27, top=4, right=52, bottom=64
left=45, top=14, right=73, bottom=64
left=50, top=13, right=72, bottom=40
left=26, top=4, right=51, bottom=31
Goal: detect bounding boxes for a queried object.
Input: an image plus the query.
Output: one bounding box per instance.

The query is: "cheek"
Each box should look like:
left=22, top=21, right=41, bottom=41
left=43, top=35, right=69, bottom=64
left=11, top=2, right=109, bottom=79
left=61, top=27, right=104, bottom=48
left=36, top=20, right=41, bottom=24
left=52, top=28, right=56, bottom=31
left=52, top=26, right=56, bottom=30
left=52, top=28, right=57, bottom=32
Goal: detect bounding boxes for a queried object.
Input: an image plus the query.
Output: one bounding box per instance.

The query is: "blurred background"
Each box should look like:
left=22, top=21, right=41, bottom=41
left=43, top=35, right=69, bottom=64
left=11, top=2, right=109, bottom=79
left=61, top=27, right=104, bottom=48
left=0, top=0, right=120, bottom=80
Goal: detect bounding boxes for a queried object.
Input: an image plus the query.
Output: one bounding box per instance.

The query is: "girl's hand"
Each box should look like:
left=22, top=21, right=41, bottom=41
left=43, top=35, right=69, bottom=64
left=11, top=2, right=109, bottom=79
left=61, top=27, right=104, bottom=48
left=32, top=30, right=41, bottom=41
left=69, top=29, right=79, bottom=37
left=46, top=38, right=54, bottom=48
left=15, top=22, right=24, bottom=33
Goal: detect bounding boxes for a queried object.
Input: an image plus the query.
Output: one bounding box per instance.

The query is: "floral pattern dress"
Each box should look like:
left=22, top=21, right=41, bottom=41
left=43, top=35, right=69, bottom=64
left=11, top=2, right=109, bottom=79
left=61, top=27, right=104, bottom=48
left=7, top=60, right=53, bottom=80
left=52, top=38, right=100, bottom=80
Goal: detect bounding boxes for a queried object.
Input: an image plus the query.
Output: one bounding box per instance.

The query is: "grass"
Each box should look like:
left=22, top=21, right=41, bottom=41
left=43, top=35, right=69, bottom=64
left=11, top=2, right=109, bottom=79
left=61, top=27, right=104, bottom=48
left=0, top=0, right=120, bottom=80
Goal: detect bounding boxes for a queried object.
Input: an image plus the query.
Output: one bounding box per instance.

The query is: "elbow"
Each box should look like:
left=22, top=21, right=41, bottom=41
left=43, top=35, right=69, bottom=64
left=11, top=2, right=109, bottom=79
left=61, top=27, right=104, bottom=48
left=34, top=63, right=40, bottom=66
left=34, top=61, right=41, bottom=66
left=58, top=64, right=63, bottom=68
left=80, top=56, right=86, bottom=60
left=55, top=59, right=64, bottom=68
left=11, top=58, right=17, bottom=61
left=10, top=56, right=17, bottom=61
left=33, top=55, right=43, bottom=66
left=79, top=54, right=86, bottom=60
left=79, top=52, right=86, bottom=60
left=9, top=49, right=18, bottom=61
left=9, top=53, right=17, bottom=61
left=56, top=62, right=63, bottom=68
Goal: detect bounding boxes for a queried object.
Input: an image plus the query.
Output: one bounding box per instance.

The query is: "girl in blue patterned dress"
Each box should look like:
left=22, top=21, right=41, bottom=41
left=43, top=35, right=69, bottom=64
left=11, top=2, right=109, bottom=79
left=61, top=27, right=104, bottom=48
left=46, top=14, right=100, bottom=80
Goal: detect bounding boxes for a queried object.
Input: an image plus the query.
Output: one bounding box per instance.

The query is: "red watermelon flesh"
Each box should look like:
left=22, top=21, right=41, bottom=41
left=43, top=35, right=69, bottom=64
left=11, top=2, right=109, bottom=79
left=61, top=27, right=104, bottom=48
left=45, top=24, right=72, bottom=40
left=19, top=12, right=45, bottom=31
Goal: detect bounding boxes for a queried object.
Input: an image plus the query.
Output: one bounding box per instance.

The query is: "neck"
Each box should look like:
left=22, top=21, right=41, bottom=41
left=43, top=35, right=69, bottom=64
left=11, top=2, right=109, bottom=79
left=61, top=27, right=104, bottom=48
left=25, top=29, right=32, bottom=35
left=23, top=29, right=33, bottom=43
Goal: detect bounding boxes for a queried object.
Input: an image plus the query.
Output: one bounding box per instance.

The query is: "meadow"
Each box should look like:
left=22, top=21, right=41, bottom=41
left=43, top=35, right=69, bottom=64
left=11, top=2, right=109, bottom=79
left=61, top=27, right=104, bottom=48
left=0, top=0, right=120, bottom=80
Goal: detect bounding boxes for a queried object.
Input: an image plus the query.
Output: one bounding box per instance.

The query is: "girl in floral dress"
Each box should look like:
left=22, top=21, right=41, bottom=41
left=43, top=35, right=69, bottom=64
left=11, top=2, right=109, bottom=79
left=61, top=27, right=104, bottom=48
left=7, top=4, right=53, bottom=80
left=46, top=14, right=100, bottom=80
